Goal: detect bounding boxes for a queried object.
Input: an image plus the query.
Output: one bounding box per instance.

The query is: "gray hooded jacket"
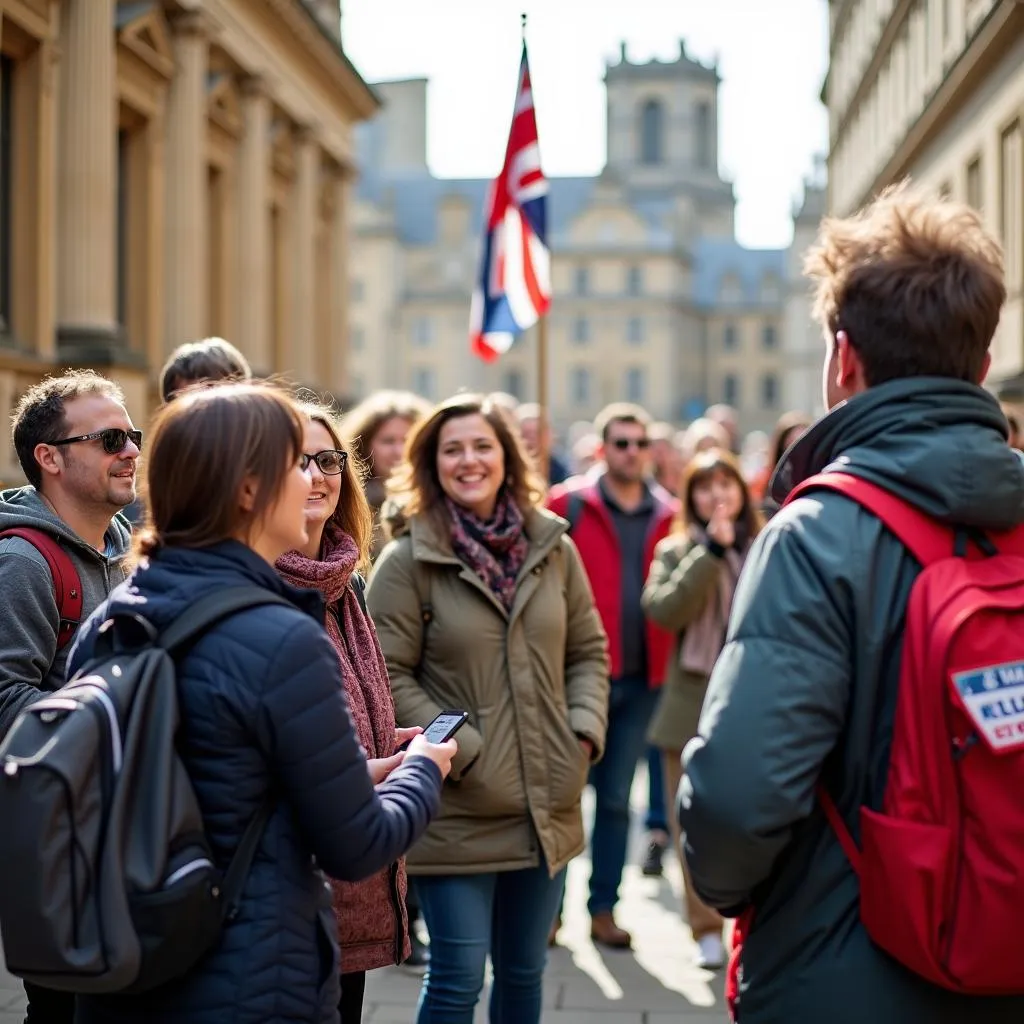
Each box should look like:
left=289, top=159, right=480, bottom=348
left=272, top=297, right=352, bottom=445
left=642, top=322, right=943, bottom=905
left=679, top=378, right=1024, bottom=1023
left=0, top=487, right=132, bottom=736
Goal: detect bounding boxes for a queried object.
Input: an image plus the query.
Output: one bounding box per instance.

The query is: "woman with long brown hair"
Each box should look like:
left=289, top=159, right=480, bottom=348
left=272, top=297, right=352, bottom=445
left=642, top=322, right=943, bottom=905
left=367, top=393, right=609, bottom=1024
left=275, top=401, right=418, bottom=1022
left=642, top=447, right=763, bottom=971
left=67, top=383, right=453, bottom=1024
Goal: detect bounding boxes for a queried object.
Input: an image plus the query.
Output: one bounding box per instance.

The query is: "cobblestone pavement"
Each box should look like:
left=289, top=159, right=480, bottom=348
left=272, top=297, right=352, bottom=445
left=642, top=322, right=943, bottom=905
left=0, top=768, right=726, bottom=1023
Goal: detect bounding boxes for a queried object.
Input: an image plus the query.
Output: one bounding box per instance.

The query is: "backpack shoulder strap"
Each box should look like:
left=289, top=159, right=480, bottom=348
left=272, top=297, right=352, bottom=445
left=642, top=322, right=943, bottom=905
left=0, top=527, right=83, bottom=651
left=784, top=472, right=952, bottom=566
left=158, top=586, right=296, bottom=656
left=220, top=796, right=275, bottom=922
left=351, top=572, right=368, bottom=616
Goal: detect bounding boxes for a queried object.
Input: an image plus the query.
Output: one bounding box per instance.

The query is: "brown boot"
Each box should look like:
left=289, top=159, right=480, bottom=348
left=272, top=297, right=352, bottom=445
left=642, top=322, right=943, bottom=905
left=590, top=911, right=632, bottom=949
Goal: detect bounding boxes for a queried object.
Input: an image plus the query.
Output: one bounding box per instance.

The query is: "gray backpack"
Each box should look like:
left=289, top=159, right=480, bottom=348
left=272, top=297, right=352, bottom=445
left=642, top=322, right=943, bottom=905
left=0, top=586, right=292, bottom=994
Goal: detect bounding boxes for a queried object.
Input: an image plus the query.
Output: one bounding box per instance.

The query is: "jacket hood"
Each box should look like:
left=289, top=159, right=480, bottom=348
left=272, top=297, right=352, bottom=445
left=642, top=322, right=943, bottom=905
left=102, top=540, right=324, bottom=633
left=771, top=377, right=1024, bottom=530
left=0, top=486, right=132, bottom=561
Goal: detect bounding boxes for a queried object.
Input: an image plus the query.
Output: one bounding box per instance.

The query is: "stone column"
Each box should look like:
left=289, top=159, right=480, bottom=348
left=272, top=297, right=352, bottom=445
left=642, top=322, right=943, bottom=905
left=56, top=0, right=120, bottom=360
left=236, top=77, right=270, bottom=373
left=290, top=125, right=319, bottom=385
left=327, top=165, right=353, bottom=398
left=163, top=11, right=209, bottom=355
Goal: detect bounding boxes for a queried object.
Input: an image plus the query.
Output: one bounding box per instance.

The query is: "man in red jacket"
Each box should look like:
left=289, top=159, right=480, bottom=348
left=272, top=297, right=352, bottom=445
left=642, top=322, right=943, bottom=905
left=548, top=403, right=676, bottom=947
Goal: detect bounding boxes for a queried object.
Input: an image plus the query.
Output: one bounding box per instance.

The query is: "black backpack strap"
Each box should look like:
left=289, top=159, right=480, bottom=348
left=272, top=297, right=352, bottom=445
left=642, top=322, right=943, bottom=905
left=351, top=572, right=368, bottom=615
left=220, top=797, right=275, bottom=923
left=158, top=586, right=296, bottom=656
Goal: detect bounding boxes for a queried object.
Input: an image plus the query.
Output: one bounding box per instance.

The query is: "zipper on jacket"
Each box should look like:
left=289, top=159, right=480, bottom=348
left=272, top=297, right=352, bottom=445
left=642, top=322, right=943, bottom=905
left=388, top=862, right=406, bottom=965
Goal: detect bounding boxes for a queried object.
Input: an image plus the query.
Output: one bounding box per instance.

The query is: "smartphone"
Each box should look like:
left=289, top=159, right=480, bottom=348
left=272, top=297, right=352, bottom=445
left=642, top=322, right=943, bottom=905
left=401, top=710, right=469, bottom=750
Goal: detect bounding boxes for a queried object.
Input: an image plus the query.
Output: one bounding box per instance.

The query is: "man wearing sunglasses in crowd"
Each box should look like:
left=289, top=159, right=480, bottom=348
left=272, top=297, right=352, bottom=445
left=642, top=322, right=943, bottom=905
left=547, top=403, right=676, bottom=949
left=0, top=370, right=139, bottom=1023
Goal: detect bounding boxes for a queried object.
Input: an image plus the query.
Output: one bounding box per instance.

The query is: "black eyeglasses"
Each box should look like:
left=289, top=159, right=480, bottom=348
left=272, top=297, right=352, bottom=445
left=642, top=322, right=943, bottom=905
left=300, top=449, right=347, bottom=475
left=49, top=428, right=143, bottom=455
left=611, top=437, right=651, bottom=451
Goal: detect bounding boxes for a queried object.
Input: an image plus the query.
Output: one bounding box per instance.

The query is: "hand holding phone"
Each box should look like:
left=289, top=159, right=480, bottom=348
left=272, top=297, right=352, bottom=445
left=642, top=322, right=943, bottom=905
left=399, top=710, right=469, bottom=750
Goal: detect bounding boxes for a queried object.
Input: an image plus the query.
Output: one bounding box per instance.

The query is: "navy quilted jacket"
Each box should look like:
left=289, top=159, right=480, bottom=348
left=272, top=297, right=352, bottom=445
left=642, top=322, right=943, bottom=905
left=67, top=541, right=443, bottom=1024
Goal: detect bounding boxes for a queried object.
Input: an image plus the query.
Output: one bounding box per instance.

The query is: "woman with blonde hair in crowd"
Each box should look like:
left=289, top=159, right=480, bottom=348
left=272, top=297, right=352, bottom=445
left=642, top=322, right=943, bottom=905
left=641, top=447, right=763, bottom=972
left=67, top=383, right=453, bottom=1024
left=367, top=393, right=609, bottom=1024
left=340, top=391, right=430, bottom=562
left=275, top=400, right=422, bottom=1022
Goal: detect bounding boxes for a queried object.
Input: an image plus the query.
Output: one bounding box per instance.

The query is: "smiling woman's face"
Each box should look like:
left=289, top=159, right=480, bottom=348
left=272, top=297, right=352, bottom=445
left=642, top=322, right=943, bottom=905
left=302, top=420, right=342, bottom=529
left=435, top=414, right=505, bottom=521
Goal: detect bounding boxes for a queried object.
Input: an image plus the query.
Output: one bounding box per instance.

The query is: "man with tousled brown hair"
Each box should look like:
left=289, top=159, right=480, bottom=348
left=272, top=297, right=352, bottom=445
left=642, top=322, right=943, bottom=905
left=679, top=184, right=1024, bottom=1022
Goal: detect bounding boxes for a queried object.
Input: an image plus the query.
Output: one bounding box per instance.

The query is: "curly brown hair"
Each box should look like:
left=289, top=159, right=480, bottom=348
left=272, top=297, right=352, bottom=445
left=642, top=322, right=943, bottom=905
left=804, top=181, right=1005, bottom=386
left=338, top=391, right=431, bottom=479
left=388, top=393, right=546, bottom=523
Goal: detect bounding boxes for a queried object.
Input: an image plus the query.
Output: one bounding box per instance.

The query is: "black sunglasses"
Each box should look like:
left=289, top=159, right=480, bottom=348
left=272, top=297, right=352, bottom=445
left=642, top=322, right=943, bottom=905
left=611, top=437, right=651, bottom=451
left=49, top=428, right=143, bottom=455
left=300, top=449, right=347, bottom=475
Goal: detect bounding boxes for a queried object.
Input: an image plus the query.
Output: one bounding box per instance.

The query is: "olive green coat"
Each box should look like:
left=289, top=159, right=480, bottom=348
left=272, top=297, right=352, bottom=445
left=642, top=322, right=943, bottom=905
left=366, top=506, right=609, bottom=877
left=641, top=535, right=723, bottom=750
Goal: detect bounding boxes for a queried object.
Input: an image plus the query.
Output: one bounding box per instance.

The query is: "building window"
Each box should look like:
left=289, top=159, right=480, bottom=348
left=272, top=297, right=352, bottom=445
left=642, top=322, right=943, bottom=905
left=207, top=163, right=228, bottom=339
left=723, top=374, right=739, bottom=405
left=351, top=279, right=364, bottom=302
left=762, top=324, right=777, bottom=349
left=572, top=317, right=590, bottom=344
left=574, top=265, right=589, bottom=295
left=351, top=326, right=364, bottom=352
left=626, top=316, right=644, bottom=345
left=760, top=275, right=780, bottom=304
left=1001, top=120, right=1022, bottom=292
left=640, top=99, right=664, bottom=165
left=966, top=154, right=983, bottom=212
left=412, top=367, right=436, bottom=399
left=411, top=316, right=433, bottom=347
left=0, top=56, right=14, bottom=332
left=762, top=373, right=778, bottom=408
left=351, top=374, right=365, bottom=399
left=695, top=101, right=712, bottom=170
left=626, top=367, right=646, bottom=404
left=503, top=369, right=524, bottom=400
left=723, top=323, right=737, bottom=350
left=571, top=366, right=591, bottom=406
left=626, top=265, right=642, bottom=295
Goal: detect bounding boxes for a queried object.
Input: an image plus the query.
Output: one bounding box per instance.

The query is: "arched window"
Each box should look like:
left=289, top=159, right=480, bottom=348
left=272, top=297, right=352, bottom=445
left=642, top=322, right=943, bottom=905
left=695, top=101, right=712, bottom=169
left=640, top=99, right=664, bottom=165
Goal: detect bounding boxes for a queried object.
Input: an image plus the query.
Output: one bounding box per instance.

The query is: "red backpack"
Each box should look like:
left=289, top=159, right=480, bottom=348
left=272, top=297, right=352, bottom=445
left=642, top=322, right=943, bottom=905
left=0, top=527, right=82, bottom=651
left=783, top=472, right=1024, bottom=994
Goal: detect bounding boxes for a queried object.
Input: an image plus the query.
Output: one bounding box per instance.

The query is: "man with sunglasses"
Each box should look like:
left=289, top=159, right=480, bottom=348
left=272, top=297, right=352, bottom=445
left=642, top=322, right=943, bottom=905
left=547, top=402, right=676, bottom=948
left=0, top=370, right=138, bottom=1023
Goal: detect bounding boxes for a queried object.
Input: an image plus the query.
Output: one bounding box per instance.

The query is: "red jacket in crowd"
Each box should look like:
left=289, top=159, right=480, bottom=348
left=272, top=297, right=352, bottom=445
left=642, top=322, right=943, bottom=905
left=548, top=475, right=676, bottom=687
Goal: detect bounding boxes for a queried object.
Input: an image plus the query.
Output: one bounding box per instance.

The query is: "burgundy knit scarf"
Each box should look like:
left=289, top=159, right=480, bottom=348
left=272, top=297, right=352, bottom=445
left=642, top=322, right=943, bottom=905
left=276, top=522, right=395, bottom=759
left=446, top=492, right=529, bottom=612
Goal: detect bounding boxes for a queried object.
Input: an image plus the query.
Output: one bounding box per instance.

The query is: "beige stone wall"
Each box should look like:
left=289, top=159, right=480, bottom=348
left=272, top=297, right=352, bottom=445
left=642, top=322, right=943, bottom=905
left=0, top=0, right=375, bottom=483
left=825, top=0, right=1023, bottom=382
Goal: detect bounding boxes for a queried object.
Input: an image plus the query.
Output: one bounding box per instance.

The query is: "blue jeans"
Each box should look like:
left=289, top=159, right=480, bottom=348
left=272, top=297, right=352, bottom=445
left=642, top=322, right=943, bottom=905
left=587, top=675, right=659, bottom=915
left=644, top=745, right=668, bottom=833
left=414, top=862, right=566, bottom=1024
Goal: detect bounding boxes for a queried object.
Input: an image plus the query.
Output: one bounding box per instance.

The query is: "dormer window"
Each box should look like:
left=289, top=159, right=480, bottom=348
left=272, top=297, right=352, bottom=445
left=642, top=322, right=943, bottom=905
left=640, top=99, right=664, bottom=165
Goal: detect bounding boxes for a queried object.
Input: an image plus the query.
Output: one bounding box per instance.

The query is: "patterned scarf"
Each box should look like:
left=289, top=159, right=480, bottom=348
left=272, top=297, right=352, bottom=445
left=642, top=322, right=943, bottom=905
left=678, top=525, right=749, bottom=677
left=276, top=522, right=395, bottom=758
left=446, top=492, right=529, bottom=612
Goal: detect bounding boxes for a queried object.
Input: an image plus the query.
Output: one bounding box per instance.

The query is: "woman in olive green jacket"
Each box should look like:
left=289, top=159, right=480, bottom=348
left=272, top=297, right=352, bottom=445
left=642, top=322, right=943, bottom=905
left=642, top=448, right=762, bottom=971
left=366, top=393, right=608, bottom=1024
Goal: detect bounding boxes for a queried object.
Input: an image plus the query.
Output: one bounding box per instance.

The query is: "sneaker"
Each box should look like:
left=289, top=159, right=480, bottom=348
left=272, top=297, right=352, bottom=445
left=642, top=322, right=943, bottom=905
left=404, top=930, right=429, bottom=973
left=695, top=933, right=726, bottom=970
left=641, top=833, right=669, bottom=877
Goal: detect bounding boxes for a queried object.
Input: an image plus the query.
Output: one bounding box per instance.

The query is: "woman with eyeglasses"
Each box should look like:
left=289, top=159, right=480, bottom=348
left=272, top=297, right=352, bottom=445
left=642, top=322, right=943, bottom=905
left=68, top=383, right=455, bottom=1024
left=275, top=402, right=417, bottom=1023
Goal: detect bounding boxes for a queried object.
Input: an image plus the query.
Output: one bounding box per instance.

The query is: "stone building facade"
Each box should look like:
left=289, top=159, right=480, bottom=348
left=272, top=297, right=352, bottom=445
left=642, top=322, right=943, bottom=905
left=350, top=43, right=811, bottom=435
left=824, top=0, right=1024, bottom=394
left=0, top=0, right=375, bottom=483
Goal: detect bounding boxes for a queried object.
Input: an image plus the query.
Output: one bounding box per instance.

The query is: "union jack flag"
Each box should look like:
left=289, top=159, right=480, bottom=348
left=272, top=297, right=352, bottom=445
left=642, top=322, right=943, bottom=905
left=470, top=43, right=551, bottom=362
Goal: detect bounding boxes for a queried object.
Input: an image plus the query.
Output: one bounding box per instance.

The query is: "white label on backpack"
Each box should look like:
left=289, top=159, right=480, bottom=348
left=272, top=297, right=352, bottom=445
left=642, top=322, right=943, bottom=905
left=953, top=662, right=1024, bottom=752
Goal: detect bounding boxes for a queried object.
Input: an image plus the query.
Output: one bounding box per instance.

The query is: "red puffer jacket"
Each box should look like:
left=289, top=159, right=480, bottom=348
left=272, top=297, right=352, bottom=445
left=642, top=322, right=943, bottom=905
left=548, top=475, right=676, bottom=686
